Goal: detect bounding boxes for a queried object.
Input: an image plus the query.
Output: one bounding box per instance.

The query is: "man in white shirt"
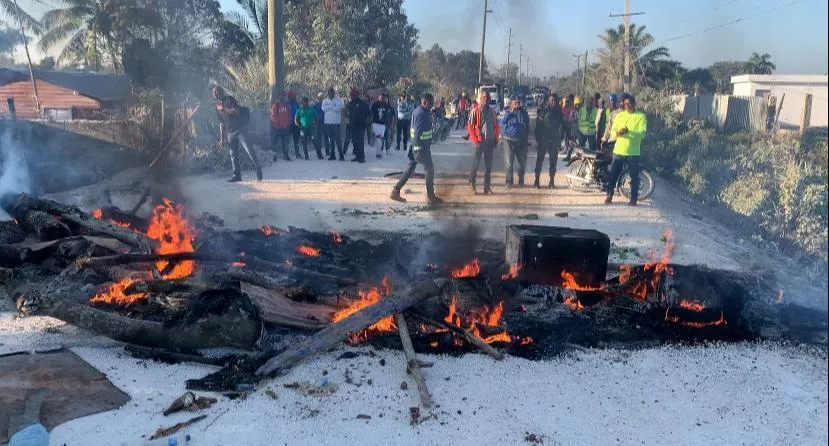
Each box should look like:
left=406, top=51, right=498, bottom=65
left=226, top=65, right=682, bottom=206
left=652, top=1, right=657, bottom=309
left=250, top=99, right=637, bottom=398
left=321, top=87, right=345, bottom=160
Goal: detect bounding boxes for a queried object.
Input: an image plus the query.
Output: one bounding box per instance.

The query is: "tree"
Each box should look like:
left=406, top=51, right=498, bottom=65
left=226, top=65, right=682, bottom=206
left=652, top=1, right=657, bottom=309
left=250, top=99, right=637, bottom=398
left=744, top=52, right=776, bottom=75
left=0, top=25, right=22, bottom=63
left=491, top=62, right=518, bottom=86
left=35, top=56, right=56, bottom=70
left=413, top=43, right=482, bottom=99
left=682, top=67, right=715, bottom=94
left=708, top=61, right=747, bottom=93
left=38, top=0, right=161, bottom=71
left=595, top=23, right=672, bottom=91
left=0, top=0, right=40, bottom=33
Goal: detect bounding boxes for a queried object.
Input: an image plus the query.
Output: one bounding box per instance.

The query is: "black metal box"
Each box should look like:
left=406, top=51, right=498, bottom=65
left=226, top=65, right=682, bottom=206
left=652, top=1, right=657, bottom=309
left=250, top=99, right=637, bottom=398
left=505, top=225, right=610, bottom=287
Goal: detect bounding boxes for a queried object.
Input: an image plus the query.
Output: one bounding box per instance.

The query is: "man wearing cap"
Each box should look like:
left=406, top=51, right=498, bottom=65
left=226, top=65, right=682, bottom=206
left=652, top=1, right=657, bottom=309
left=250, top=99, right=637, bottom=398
left=605, top=93, right=647, bottom=206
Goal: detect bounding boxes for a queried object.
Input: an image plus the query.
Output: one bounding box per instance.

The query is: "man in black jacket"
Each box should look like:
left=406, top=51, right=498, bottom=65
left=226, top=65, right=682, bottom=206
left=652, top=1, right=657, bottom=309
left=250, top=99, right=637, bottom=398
left=390, top=93, right=443, bottom=205
left=346, top=88, right=371, bottom=163
left=213, top=86, right=262, bottom=182
left=534, top=93, right=564, bottom=188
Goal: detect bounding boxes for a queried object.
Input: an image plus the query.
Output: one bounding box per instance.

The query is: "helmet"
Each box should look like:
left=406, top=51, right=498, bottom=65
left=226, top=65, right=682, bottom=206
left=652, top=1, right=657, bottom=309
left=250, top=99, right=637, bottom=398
left=608, top=93, right=618, bottom=103
left=573, top=96, right=583, bottom=105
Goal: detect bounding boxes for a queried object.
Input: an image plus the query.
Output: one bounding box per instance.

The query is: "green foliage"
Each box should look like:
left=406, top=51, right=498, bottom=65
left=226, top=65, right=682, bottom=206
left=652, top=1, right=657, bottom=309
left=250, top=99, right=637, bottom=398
left=644, top=120, right=828, bottom=265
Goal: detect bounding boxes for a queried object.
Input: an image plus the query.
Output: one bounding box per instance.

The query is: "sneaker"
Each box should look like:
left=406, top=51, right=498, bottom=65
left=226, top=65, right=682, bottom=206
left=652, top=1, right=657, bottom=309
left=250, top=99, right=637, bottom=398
left=533, top=178, right=540, bottom=189
left=628, top=200, right=637, bottom=207
left=390, top=190, right=407, bottom=203
left=427, top=195, right=444, bottom=205
left=256, top=168, right=263, bottom=182
left=227, top=175, right=242, bottom=183
left=604, top=197, right=613, bottom=205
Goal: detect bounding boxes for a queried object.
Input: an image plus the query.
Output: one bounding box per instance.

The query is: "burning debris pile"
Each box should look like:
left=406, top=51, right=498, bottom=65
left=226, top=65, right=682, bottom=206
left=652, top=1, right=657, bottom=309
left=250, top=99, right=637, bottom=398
left=1, top=193, right=826, bottom=406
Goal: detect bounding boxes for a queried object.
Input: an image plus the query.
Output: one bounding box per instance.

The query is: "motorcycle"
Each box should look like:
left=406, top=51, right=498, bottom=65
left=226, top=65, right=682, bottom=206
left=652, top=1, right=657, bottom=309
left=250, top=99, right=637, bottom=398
left=433, top=116, right=455, bottom=142
left=564, top=147, right=656, bottom=201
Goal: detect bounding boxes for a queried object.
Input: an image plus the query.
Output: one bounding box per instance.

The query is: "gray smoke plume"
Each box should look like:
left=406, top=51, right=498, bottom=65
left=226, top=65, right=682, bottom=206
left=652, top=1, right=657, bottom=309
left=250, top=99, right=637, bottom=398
left=0, top=129, right=31, bottom=219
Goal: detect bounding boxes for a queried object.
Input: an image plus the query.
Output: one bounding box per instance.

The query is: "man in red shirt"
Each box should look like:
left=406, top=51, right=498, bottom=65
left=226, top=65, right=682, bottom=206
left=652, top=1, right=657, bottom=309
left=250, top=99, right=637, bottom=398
left=270, top=91, right=294, bottom=161
left=454, top=91, right=471, bottom=129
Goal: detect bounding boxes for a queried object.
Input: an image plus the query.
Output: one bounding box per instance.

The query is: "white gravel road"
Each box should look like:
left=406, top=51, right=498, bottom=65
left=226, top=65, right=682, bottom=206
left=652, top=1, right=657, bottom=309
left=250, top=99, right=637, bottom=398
left=3, top=128, right=827, bottom=445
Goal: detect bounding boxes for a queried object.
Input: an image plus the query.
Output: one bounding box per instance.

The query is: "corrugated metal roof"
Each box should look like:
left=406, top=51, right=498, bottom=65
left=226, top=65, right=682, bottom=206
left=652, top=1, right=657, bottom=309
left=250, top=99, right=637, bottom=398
left=0, top=68, right=131, bottom=101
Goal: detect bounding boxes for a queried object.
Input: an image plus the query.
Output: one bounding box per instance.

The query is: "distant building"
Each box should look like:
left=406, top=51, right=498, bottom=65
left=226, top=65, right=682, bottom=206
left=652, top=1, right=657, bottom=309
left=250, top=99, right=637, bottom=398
left=731, top=74, right=828, bottom=128
left=0, top=69, right=131, bottom=120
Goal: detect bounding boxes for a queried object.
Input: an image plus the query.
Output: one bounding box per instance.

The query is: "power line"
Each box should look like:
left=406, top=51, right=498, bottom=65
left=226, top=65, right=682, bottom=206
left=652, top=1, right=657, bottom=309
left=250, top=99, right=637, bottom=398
left=659, top=0, right=806, bottom=44
left=654, top=0, right=742, bottom=30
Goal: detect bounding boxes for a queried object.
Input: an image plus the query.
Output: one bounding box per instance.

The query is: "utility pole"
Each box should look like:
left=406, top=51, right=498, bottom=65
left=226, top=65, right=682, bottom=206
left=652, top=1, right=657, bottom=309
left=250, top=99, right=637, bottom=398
left=582, top=50, right=588, bottom=96
left=610, top=1, right=645, bottom=92
left=518, top=44, right=523, bottom=86
left=12, top=0, right=39, bottom=113
left=572, top=53, right=582, bottom=94
left=477, top=0, right=492, bottom=85
left=267, top=0, right=285, bottom=102
left=505, top=28, right=512, bottom=86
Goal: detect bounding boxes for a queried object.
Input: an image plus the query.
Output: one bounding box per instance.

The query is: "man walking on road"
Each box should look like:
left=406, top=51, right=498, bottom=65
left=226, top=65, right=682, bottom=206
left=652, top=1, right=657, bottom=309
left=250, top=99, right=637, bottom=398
left=322, top=88, right=345, bottom=160
left=467, top=90, right=500, bottom=195
left=396, top=93, right=414, bottom=151
left=371, top=93, right=394, bottom=157
left=346, top=88, right=371, bottom=163
left=500, top=98, right=529, bottom=187
left=454, top=91, right=471, bottom=129
left=534, top=93, right=564, bottom=188
left=213, top=86, right=262, bottom=182
left=390, top=93, right=443, bottom=205
left=605, top=93, right=647, bottom=206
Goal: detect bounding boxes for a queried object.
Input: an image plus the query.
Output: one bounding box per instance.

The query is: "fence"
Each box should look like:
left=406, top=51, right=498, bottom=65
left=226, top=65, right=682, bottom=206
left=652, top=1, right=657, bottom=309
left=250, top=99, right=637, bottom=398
left=673, top=94, right=768, bottom=132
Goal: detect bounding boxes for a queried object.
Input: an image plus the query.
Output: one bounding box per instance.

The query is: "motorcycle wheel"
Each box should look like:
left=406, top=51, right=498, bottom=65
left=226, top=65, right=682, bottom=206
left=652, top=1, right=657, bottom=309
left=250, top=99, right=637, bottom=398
left=566, top=159, right=592, bottom=192
left=618, top=169, right=655, bottom=200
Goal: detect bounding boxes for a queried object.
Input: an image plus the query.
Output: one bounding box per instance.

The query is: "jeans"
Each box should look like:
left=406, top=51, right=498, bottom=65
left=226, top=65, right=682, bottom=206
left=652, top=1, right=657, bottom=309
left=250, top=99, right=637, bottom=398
left=456, top=110, right=468, bottom=128
left=396, top=118, right=410, bottom=150
left=290, top=125, right=301, bottom=156
left=395, top=146, right=435, bottom=198
left=503, top=139, right=527, bottom=185
left=9, top=423, right=48, bottom=446
left=606, top=154, right=641, bottom=202
left=579, top=134, right=597, bottom=151
left=314, top=122, right=324, bottom=153
left=535, top=133, right=561, bottom=180
left=470, top=139, right=496, bottom=189
left=270, top=127, right=291, bottom=159
left=324, top=124, right=342, bottom=159
left=228, top=129, right=260, bottom=176
left=351, top=125, right=367, bottom=161
left=343, top=124, right=352, bottom=156
left=300, top=127, right=319, bottom=159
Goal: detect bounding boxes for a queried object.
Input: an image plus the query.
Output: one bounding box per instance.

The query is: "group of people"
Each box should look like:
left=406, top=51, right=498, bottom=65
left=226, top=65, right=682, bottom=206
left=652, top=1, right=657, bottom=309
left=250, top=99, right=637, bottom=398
left=212, top=83, right=647, bottom=207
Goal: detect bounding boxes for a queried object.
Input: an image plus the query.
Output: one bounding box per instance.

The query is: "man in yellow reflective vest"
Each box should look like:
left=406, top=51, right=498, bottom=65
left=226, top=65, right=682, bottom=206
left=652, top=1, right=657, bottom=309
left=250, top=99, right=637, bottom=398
left=577, top=95, right=599, bottom=151
left=391, top=93, right=443, bottom=206
left=605, top=93, right=648, bottom=206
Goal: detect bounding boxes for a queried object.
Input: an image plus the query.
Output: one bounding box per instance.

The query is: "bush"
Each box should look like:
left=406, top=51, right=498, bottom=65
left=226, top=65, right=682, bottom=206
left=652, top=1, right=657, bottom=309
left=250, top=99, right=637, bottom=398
left=643, top=118, right=828, bottom=269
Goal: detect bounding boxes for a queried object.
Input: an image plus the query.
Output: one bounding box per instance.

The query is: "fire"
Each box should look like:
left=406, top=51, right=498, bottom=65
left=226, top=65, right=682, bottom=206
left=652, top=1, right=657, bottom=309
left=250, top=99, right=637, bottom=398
left=618, top=229, right=675, bottom=300
left=564, top=294, right=584, bottom=311
left=331, top=276, right=396, bottom=343
left=89, top=277, right=147, bottom=306
left=500, top=263, right=521, bottom=280
left=297, top=244, right=321, bottom=257
left=518, top=336, right=533, bottom=345
left=146, top=199, right=196, bottom=279
left=90, top=208, right=131, bottom=228
left=332, top=232, right=343, bottom=244
left=560, top=270, right=603, bottom=291
left=261, top=225, right=284, bottom=236
left=231, top=261, right=246, bottom=267
left=678, top=299, right=705, bottom=312
left=450, top=259, right=480, bottom=278
left=441, top=296, right=514, bottom=344
left=665, top=310, right=727, bottom=328
left=91, top=208, right=103, bottom=219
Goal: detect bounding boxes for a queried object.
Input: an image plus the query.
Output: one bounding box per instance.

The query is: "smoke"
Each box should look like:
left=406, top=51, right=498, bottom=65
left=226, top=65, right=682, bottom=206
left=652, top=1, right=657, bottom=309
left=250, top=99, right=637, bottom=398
left=0, top=128, right=32, bottom=219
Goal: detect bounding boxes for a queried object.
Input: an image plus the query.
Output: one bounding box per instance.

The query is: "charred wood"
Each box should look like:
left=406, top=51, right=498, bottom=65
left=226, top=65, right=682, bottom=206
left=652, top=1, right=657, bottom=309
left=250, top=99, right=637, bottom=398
left=124, top=345, right=235, bottom=366
left=256, top=278, right=446, bottom=376
left=0, top=244, right=31, bottom=267
left=408, top=311, right=505, bottom=360
left=396, top=313, right=433, bottom=408
left=0, top=220, right=25, bottom=244
left=97, top=206, right=149, bottom=230
left=18, top=210, right=71, bottom=241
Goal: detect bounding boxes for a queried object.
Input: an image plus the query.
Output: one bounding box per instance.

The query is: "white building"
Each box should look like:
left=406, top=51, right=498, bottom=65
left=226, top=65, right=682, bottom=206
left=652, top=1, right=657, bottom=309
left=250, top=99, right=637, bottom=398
left=731, top=74, right=828, bottom=128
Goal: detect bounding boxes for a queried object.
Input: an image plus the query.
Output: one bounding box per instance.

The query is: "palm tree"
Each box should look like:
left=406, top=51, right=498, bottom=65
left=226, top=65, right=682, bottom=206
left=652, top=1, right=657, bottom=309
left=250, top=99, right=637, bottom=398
left=744, top=52, right=776, bottom=75
left=0, top=0, right=40, bottom=32
left=596, top=24, right=672, bottom=91
left=38, top=0, right=160, bottom=71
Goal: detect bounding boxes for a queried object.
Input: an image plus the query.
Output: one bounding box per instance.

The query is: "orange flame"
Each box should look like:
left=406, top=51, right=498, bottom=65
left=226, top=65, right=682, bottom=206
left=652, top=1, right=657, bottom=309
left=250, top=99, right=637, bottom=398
left=500, top=263, right=521, bottom=280
left=146, top=199, right=195, bottom=279
left=678, top=299, right=705, bottom=312
left=441, top=297, right=513, bottom=344
left=231, top=261, right=246, bottom=267
left=519, top=336, right=533, bottom=345
left=89, top=277, right=148, bottom=305
left=90, top=208, right=131, bottom=228
left=564, top=294, right=584, bottom=311
left=91, top=208, right=103, bottom=219
left=665, top=310, right=727, bottom=328
left=560, top=270, right=603, bottom=291
left=332, top=276, right=396, bottom=343
left=332, top=232, right=343, bottom=244
left=618, top=229, right=675, bottom=300
left=297, top=244, right=321, bottom=257
left=450, top=259, right=480, bottom=278
left=261, top=225, right=284, bottom=236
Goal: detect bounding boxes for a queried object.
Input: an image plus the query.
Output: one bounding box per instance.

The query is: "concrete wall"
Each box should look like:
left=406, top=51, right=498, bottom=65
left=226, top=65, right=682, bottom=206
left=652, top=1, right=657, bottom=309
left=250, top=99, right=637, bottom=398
left=731, top=75, right=828, bottom=128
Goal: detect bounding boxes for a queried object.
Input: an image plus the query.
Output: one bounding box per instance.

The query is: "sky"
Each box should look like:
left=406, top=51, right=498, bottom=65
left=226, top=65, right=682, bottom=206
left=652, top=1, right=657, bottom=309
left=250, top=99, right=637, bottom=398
left=7, top=0, right=828, bottom=75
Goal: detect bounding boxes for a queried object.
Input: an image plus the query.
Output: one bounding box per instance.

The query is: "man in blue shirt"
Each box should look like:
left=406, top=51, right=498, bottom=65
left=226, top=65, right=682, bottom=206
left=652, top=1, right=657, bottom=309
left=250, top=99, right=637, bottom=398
left=500, top=98, right=530, bottom=187
left=390, top=93, right=443, bottom=206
